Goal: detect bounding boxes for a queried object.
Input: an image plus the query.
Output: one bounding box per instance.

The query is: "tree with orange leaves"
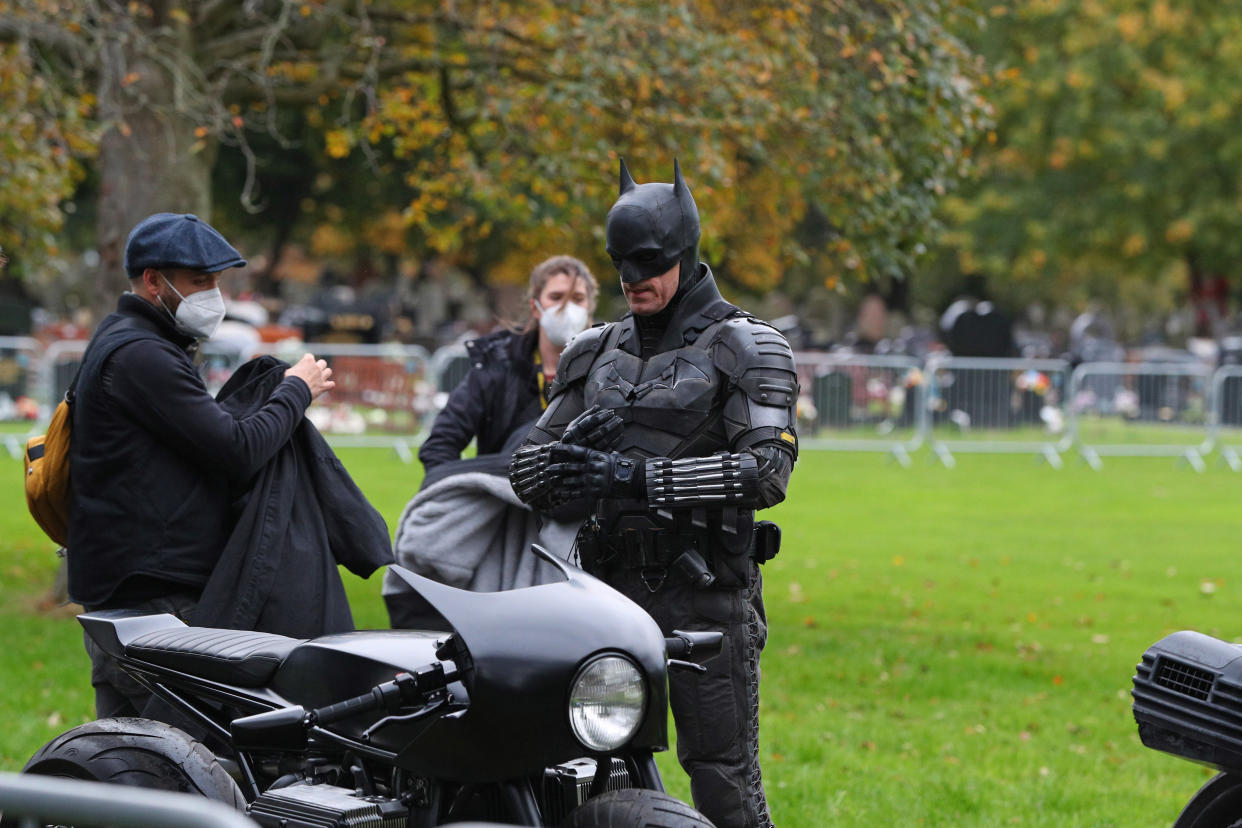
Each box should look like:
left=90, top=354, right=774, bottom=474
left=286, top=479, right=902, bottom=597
left=1, top=0, right=990, bottom=316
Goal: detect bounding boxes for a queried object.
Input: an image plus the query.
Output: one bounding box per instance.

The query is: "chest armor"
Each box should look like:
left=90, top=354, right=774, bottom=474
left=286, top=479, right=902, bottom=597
left=583, top=339, right=728, bottom=460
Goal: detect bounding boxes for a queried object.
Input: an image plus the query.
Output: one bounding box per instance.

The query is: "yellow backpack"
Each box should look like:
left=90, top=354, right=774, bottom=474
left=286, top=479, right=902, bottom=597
left=24, top=319, right=151, bottom=548
left=25, top=391, right=73, bottom=547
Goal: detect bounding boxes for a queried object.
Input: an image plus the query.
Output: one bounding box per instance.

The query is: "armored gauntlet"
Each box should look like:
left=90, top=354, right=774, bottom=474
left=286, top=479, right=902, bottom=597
left=509, top=443, right=560, bottom=508
left=644, top=452, right=760, bottom=507
left=510, top=442, right=643, bottom=508
left=559, top=405, right=624, bottom=450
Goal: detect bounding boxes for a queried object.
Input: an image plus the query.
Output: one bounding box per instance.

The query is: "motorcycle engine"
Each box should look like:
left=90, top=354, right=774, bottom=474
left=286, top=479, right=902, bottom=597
left=1132, top=630, right=1242, bottom=772
left=247, top=782, right=408, bottom=828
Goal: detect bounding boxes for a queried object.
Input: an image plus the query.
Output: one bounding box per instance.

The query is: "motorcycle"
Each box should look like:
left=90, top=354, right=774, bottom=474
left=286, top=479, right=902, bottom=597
left=1132, top=630, right=1242, bottom=827
left=20, top=547, right=719, bottom=827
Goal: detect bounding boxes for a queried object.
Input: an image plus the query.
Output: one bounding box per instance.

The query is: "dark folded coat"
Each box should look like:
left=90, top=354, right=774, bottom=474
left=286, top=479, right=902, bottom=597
left=193, top=356, right=393, bottom=637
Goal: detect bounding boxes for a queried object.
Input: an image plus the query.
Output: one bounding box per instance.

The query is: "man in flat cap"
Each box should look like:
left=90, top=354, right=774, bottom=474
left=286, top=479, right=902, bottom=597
left=68, top=212, right=335, bottom=719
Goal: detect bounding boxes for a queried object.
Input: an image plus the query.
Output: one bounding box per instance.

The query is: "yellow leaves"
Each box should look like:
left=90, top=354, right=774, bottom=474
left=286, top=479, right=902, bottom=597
left=1151, top=0, right=1186, bottom=32
left=1121, top=234, right=1147, bottom=257
left=634, top=74, right=651, bottom=102
left=169, top=7, right=190, bottom=24
left=363, top=211, right=409, bottom=256
left=1165, top=219, right=1194, bottom=245
left=310, top=224, right=353, bottom=258
left=324, top=129, right=352, bottom=159
left=1116, top=13, right=1144, bottom=42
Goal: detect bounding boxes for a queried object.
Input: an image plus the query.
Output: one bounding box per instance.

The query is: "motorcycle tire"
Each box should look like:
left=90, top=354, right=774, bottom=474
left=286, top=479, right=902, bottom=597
left=1173, top=772, right=1242, bottom=828
left=21, top=717, right=244, bottom=809
left=562, top=789, right=716, bottom=828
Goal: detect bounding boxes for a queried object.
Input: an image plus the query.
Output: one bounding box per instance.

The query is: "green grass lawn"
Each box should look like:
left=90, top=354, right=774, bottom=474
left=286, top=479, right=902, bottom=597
left=3, top=447, right=1241, bottom=826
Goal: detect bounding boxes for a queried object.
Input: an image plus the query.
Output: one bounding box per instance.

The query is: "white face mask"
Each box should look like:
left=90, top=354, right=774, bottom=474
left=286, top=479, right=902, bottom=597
left=159, top=275, right=226, bottom=340
left=537, top=299, right=589, bottom=347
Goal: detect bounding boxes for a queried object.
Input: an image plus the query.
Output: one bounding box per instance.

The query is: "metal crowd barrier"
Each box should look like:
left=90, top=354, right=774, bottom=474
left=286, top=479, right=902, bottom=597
left=924, top=356, right=1072, bottom=468
left=794, top=351, right=925, bottom=466
left=35, top=339, right=434, bottom=462
left=0, top=335, right=42, bottom=458
left=429, top=341, right=472, bottom=393
left=238, top=342, right=433, bottom=462
left=23, top=336, right=1242, bottom=470
left=1209, top=365, right=1242, bottom=471
left=1068, top=361, right=1213, bottom=471
left=0, top=771, right=257, bottom=828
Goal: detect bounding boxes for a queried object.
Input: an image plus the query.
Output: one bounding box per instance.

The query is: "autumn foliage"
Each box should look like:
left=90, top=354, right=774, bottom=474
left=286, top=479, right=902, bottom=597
left=0, top=0, right=990, bottom=302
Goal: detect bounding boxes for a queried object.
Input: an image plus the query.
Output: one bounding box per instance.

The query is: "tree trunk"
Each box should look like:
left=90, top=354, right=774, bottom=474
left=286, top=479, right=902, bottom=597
left=91, top=43, right=215, bottom=326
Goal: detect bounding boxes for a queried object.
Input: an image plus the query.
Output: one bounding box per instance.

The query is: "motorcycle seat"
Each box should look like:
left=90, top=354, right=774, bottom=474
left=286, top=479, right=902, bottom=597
left=125, top=627, right=306, bottom=687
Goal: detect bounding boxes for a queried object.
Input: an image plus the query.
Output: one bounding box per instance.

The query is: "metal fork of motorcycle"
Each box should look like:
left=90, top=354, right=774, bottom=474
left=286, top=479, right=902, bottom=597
left=498, top=778, right=542, bottom=826
left=628, top=750, right=665, bottom=792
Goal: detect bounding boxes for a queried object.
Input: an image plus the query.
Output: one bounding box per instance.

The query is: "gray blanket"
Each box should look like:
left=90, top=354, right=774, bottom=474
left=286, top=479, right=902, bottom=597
left=381, top=471, right=580, bottom=595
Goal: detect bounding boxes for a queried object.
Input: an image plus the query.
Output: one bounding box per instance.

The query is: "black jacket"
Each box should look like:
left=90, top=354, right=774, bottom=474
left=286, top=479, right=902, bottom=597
left=193, top=356, right=393, bottom=637
left=418, top=328, right=543, bottom=470
left=68, top=295, right=312, bottom=608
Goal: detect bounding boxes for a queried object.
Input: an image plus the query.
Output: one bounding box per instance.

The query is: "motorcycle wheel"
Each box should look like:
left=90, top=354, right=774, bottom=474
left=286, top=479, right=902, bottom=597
left=562, top=789, right=716, bottom=828
left=1173, top=772, right=1242, bottom=828
left=21, top=717, right=244, bottom=808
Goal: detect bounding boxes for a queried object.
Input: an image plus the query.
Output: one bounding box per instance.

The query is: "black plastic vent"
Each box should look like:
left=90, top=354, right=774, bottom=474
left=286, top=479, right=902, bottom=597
left=1156, top=659, right=1215, bottom=701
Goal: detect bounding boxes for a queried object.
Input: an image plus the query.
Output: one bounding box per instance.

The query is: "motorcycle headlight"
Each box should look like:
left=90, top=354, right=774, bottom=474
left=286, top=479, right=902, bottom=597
left=568, top=654, right=647, bottom=751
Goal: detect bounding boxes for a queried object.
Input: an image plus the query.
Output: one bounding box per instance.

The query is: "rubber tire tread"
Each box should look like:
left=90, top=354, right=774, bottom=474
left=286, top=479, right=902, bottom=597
left=1173, top=772, right=1242, bottom=828
left=562, top=788, right=716, bottom=828
left=21, top=717, right=244, bottom=809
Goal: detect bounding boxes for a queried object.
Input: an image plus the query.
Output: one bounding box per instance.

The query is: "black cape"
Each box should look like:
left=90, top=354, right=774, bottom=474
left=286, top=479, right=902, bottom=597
left=193, top=356, right=393, bottom=637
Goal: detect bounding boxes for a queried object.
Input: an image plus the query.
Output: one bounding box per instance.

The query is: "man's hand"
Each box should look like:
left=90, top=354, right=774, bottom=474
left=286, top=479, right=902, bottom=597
left=285, top=353, right=335, bottom=401
left=545, top=443, right=644, bottom=502
left=561, top=405, right=625, bottom=450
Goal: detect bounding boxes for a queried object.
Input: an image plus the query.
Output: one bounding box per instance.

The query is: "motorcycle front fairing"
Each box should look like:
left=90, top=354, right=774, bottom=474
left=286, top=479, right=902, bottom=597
left=274, top=548, right=671, bottom=782
left=1133, top=630, right=1242, bottom=772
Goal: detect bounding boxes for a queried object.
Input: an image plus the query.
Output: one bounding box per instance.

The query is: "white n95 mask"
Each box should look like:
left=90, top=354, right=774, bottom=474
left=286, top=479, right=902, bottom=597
left=537, top=300, right=589, bottom=347
left=160, top=275, right=226, bottom=340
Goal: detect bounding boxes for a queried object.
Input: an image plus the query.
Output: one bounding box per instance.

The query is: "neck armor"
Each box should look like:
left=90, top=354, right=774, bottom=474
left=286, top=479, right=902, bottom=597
left=606, top=158, right=701, bottom=290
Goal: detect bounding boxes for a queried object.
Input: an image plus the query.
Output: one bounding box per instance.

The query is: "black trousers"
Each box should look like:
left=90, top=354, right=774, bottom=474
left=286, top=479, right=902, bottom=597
left=598, top=559, right=772, bottom=828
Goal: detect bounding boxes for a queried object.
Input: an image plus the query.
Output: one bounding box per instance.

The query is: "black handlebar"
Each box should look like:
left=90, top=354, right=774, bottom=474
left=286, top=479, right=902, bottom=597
left=665, top=630, right=724, bottom=660
left=311, top=662, right=457, bottom=727
left=314, top=681, right=404, bottom=726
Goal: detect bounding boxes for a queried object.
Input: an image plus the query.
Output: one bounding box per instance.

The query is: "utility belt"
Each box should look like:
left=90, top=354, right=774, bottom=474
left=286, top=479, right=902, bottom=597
left=575, top=503, right=781, bottom=591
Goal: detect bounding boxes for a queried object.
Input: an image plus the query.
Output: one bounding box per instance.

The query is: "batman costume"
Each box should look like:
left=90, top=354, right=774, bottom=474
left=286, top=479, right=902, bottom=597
left=510, top=160, right=798, bottom=828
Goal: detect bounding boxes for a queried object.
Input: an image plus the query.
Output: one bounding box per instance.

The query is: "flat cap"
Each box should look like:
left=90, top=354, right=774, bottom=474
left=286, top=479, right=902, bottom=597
left=124, top=212, right=246, bottom=279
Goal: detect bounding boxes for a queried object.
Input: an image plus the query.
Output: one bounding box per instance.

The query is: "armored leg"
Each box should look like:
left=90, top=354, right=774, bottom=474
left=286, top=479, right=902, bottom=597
left=606, top=563, right=771, bottom=828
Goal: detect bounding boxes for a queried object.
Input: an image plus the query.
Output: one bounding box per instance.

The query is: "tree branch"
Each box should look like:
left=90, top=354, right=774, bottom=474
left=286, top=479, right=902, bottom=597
left=0, top=17, right=88, bottom=63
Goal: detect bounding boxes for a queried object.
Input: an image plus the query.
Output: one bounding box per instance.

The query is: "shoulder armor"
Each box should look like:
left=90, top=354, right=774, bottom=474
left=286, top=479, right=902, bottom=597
left=711, top=316, right=799, bottom=407
left=547, top=323, right=609, bottom=398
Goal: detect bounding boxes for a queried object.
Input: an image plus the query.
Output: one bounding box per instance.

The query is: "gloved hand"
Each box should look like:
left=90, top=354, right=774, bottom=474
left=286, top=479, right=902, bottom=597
left=560, top=404, right=624, bottom=450
left=510, top=443, right=560, bottom=507
left=545, top=443, right=645, bottom=502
